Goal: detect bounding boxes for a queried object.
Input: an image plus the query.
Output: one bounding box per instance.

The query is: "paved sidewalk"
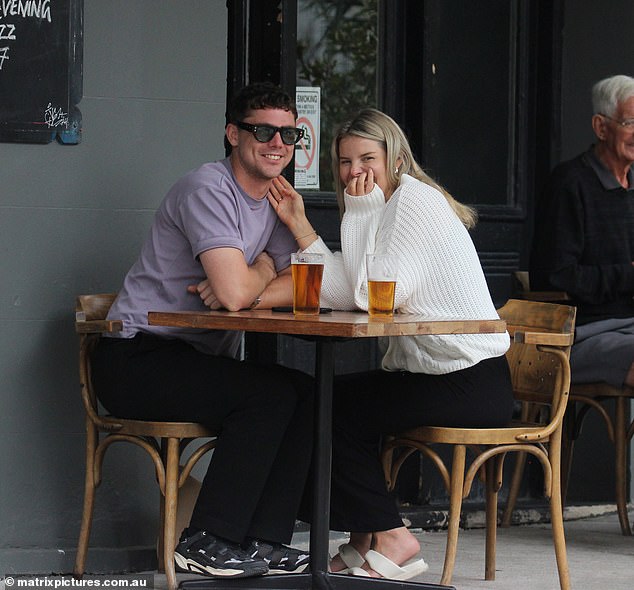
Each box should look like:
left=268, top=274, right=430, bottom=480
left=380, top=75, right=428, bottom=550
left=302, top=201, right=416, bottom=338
left=400, top=510, right=633, bottom=589
left=158, top=508, right=633, bottom=590
left=2, top=509, right=630, bottom=590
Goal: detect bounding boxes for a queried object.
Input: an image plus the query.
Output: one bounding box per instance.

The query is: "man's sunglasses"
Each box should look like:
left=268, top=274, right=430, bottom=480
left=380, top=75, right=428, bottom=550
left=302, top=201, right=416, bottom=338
left=235, top=121, right=304, bottom=145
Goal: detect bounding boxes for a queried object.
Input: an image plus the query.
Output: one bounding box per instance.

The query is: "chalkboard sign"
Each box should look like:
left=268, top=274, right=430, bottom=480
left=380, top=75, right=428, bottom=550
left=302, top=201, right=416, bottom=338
left=0, top=0, right=83, bottom=144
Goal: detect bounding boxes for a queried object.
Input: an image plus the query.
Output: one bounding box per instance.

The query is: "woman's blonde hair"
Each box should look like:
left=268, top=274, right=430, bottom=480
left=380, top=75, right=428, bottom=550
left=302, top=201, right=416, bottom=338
left=330, top=108, right=477, bottom=228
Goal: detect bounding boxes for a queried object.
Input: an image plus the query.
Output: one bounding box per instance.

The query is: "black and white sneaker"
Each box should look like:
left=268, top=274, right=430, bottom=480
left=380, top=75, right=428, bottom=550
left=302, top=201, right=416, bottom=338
left=243, top=538, right=310, bottom=574
left=174, top=528, right=269, bottom=578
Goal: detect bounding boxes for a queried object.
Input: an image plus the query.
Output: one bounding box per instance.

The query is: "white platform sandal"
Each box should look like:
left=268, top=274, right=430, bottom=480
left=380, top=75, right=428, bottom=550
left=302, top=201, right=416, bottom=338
left=348, top=549, right=429, bottom=581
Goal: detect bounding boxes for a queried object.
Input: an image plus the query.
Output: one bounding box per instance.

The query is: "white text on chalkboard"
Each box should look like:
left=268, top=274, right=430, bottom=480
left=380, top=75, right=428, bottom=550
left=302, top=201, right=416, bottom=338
left=45, top=102, right=68, bottom=127
left=0, top=1, right=52, bottom=71
left=0, top=24, right=16, bottom=39
left=0, top=0, right=52, bottom=22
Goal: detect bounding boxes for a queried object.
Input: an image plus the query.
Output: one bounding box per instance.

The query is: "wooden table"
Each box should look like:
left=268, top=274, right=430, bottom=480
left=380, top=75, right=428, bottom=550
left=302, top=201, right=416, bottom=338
left=148, top=309, right=507, bottom=590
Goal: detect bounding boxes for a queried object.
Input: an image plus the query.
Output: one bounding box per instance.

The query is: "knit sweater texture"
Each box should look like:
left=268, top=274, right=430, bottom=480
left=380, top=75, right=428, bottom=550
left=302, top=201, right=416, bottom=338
left=304, top=174, right=509, bottom=374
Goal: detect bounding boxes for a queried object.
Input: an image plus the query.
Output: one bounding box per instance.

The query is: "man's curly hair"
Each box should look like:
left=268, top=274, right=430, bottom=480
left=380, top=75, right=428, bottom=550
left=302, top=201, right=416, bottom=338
left=227, top=82, right=298, bottom=123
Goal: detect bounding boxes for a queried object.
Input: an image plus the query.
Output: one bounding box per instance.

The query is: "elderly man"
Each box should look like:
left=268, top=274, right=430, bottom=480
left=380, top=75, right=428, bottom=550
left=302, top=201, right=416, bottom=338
left=530, top=74, right=634, bottom=388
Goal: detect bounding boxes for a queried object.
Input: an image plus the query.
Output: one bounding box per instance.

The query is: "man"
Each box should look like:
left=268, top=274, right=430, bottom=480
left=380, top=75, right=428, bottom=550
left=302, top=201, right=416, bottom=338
left=91, top=83, right=312, bottom=578
left=530, top=74, right=634, bottom=388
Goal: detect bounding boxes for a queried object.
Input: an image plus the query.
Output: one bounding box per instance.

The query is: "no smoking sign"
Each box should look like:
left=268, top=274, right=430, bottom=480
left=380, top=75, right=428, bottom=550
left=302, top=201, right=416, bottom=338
left=294, top=87, right=321, bottom=189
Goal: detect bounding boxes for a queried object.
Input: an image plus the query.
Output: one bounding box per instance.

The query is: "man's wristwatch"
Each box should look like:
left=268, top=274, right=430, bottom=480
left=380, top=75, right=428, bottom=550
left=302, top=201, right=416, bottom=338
left=248, top=295, right=262, bottom=310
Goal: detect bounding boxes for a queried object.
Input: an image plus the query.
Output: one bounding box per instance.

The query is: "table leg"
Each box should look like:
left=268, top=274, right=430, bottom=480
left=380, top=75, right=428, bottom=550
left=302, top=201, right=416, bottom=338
left=309, top=338, right=335, bottom=588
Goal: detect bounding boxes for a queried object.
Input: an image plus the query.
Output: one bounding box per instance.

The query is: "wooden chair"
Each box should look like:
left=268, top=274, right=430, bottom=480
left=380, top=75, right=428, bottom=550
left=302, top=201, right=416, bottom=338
left=74, top=293, right=218, bottom=590
left=381, top=299, right=576, bottom=589
left=513, top=270, right=571, bottom=303
left=505, top=271, right=634, bottom=535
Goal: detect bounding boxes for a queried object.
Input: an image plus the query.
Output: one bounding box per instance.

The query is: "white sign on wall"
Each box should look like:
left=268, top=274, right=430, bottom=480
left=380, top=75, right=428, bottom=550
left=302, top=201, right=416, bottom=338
left=294, top=86, right=321, bottom=190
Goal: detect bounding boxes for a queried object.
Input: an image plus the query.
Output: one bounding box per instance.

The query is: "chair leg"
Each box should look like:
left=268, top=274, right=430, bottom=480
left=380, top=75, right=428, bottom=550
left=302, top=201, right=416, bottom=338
left=440, top=445, right=466, bottom=586
left=485, top=460, right=498, bottom=580
left=560, top=403, right=578, bottom=505
left=74, top=424, right=98, bottom=578
left=158, top=485, right=166, bottom=572
left=614, top=396, right=632, bottom=535
left=163, top=438, right=180, bottom=590
left=157, top=440, right=167, bottom=573
left=502, top=402, right=540, bottom=527
left=501, top=452, right=525, bottom=527
left=549, top=440, right=571, bottom=590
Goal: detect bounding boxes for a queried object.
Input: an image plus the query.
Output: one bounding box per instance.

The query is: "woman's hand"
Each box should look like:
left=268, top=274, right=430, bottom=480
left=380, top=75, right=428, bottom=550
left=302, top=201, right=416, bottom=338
left=346, top=168, right=375, bottom=196
left=268, top=175, right=318, bottom=249
left=268, top=175, right=308, bottom=231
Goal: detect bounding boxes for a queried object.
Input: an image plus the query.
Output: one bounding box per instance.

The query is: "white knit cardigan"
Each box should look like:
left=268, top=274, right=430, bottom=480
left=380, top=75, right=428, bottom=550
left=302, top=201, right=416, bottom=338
left=303, top=173, right=510, bottom=374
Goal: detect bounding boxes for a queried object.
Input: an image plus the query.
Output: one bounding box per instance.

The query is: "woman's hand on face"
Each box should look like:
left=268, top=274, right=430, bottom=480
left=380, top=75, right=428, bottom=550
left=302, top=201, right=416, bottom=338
left=268, top=175, right=307, bottom=228
left=346, top=168, right=375, bottom=196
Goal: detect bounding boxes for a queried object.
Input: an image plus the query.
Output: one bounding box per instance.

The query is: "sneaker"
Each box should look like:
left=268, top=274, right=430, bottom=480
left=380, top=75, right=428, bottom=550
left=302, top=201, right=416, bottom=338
left=243, top=538, right=310, bottom=574
left=174, top=528, right=269, bottom=578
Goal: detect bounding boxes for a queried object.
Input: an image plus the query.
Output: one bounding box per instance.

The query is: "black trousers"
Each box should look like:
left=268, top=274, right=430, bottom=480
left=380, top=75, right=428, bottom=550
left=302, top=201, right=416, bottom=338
left=91, top=333, right=314, bottom=545
left=326, top=355, right=514, bottom=533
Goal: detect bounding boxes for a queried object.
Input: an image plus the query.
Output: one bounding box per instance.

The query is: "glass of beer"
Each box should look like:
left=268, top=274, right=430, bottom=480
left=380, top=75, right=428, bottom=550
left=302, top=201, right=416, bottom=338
left=291, top=252, right=325, bottom=315
left=366, top=253, right=399, bottom=317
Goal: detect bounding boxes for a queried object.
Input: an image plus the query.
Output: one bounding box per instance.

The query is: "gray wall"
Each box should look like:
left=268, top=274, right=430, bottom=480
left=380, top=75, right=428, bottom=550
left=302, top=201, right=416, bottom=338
left=1, top=0, right=227, bottom=574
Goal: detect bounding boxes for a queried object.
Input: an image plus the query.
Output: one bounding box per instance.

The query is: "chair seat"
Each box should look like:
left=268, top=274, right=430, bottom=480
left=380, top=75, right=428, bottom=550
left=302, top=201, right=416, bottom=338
left=103, top=416, right=215, bottom=438
left=401, top=422, right=551, bottom=445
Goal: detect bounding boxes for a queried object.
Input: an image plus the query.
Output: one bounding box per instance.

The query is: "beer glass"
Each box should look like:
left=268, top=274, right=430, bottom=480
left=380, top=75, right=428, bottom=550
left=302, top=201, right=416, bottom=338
left=366, top=253, right=399, bottom=317
left=291, top=252, right=325, bottom=315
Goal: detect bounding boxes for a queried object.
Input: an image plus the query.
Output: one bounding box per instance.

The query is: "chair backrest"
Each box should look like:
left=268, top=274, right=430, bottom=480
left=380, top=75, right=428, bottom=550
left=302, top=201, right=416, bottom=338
left=497, top=299, right=576, bottom=435
left=75, top=293, right=120, bottom=330
left=75, top=293, right=122, bottom=430
left=513, top=270, right=570, bottom=303
left=497, top=298, right=575, bottom=343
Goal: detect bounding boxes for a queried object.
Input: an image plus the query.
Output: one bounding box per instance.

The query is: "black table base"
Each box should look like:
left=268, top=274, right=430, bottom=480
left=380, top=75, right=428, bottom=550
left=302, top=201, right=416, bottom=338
left=179, top=339, right=454, bottom=590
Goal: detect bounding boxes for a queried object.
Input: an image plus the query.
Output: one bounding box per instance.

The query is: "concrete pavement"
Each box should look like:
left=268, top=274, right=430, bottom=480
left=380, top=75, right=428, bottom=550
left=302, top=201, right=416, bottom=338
left=2, top=507, right=630, bottom=590
left=161, top=506, right=633, bottom=590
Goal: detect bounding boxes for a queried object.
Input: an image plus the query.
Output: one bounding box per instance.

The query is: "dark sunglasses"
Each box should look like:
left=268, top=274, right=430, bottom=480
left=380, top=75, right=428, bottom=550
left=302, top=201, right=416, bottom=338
left=235, top=121, right=304, bottom=145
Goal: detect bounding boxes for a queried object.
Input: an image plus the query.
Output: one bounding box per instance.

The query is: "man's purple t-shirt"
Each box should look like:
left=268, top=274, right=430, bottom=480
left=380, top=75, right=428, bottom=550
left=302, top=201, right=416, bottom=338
left=107, top=158, right=296, bottom=357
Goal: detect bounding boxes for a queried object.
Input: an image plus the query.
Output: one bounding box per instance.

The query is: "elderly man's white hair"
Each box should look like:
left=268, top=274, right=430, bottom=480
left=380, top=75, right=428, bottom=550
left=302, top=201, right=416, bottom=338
left=592, top=74, right=634, bottom=116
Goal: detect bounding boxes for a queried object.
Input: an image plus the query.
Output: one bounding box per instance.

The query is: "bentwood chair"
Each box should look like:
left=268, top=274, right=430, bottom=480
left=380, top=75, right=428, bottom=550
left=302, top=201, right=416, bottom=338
left=381, top=299, right=576, bottom=589
left=74, top=293, right=218, bottom=590
left=504, top=271, right=634, bottom=535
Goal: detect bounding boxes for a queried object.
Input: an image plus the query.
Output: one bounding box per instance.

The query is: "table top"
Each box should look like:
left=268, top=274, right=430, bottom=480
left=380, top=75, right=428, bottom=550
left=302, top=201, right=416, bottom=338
left=147, top=309, right=507, bottom=339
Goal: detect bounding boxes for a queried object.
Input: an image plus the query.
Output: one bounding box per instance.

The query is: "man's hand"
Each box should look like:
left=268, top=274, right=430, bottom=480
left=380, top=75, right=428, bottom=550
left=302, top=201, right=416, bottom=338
left=252, top=251, right=276, bottom=279
left=187, top=279, right=222, bottom=309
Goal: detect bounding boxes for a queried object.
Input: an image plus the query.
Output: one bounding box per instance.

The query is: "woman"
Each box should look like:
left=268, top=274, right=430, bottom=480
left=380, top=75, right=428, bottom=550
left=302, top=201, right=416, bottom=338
left=268, top=108, right=514, bottom=580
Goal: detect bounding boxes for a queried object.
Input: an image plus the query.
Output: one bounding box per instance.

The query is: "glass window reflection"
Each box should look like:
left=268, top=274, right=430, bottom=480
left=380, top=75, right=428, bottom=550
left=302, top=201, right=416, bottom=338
left=297, top=0, right=378, bottom=192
